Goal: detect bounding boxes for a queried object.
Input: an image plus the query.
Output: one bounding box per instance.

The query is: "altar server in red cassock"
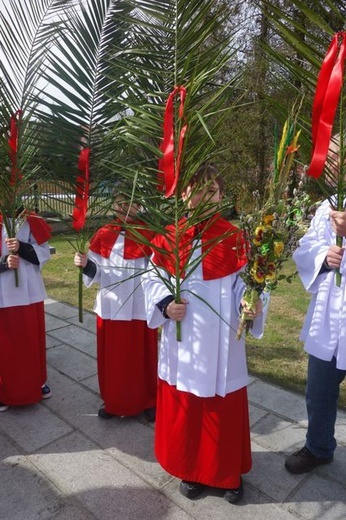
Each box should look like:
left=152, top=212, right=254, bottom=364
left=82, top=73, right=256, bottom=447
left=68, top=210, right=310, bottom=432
left=0, top=210, right=52, bottom=412
left=74, top=194, right=158, bottom=421
left=142, top=163, right=268, bottom=504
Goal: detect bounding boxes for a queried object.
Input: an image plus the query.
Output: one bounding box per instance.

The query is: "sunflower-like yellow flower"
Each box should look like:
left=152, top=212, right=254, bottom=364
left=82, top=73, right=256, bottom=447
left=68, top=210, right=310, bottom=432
left=265, top=271, right=277, bottom=282
left=250, top=261, right=265, bottom=284
left=274, top=241, right=284, bottom=257
left=253, top=225, right=265, bottom=245
left=253, top=270, right=265, bottom=283
left=263, top=214, right=274, bottom=225
left=267, top=262, right=276, bottom=271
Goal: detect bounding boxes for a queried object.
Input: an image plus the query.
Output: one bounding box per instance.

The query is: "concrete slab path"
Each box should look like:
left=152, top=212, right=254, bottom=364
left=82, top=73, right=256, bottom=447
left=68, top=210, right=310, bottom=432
left=1, top=299, right=345, bottom=520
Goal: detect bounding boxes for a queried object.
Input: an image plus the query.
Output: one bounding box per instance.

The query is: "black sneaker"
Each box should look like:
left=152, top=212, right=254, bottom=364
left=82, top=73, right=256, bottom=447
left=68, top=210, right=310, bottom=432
left=41, top=384, right=52, bottom=399
left=285, top=446, right=333, bottom=474
left=0, top=402, right=9, bottom=412
left=98, top=406, right=117, bottom=419
left=224, top=478, right=243, bottom=504
left=179, top=480, right=205, bottom=500
left=144, top=407, right=156, bottom=422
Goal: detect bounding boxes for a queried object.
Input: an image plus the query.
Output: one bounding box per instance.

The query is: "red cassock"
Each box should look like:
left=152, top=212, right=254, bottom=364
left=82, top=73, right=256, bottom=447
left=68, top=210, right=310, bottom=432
left=86, top=221, right=158, bottom=416
left=155, top=381, right=251, bottom=489
left=0, top=213, right=52, bottom=406
left=143, top=214, right=253, bottom=488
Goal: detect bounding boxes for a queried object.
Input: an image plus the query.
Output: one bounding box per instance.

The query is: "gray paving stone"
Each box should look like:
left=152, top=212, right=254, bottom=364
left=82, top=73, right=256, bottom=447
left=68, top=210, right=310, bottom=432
left=248, top=380, right=307, bottom=424
left=45, top=299, right=79, bottom=319
left=251, top=413, right=308, bottom=454
left=46, top=334, right=63, bottom=349
left=0, top=437, right=64, bottom=520
left=48, top=324, right=96, bottom=358
left=0, top=403, right=73, bottom=453
left=3, top=300, right=346, bottom=520
left=247, top=440, right=306, bottom=502
left=45, top=313, right=68, bottom=332
left=67, top=311, right=96, bottom=332
left=249, top=403, right=268, bottom=427
left=47, top=344, right=97, bottom=381
left=82, top=373, right=101, bottom=395
left=43, top=365, right=102, bottom=419
left=287, top=473, right=346, bottom=519
left=30, top=431, right=193, bottom=520
left=48, top=504, right=97, bottom=520
left=318, top=446, right=346, bottom=487
left=44, top=367, right=171, bottom=488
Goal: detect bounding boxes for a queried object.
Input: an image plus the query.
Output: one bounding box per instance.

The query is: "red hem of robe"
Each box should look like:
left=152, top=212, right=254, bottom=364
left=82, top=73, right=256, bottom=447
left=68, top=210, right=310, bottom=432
left=97, top=317, right=158, bottom=416
left=155, top=379, right=252, bottom=489
left=0, top=302, right=47, bottom=405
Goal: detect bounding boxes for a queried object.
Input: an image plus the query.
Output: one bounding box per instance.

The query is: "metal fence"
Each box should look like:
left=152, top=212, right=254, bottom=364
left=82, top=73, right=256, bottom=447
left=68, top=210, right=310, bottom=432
left=22, top=182, right=113, bottom=216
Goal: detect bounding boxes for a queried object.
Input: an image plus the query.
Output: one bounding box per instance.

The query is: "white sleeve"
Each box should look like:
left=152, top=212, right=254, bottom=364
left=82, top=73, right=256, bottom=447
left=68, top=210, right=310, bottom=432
left=293, top=200, right=331, bottom=293
left=82, top=251, right=103, bottom=288
left=29, top=234, right=50, bottom=268
left=141, top=259, right=173, bottom=329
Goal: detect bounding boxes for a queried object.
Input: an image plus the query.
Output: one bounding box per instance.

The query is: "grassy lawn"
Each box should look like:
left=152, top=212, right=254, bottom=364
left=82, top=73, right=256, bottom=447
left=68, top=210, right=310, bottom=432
left=43, top=234, right=97, bottom=311
left=43, top=233, right=346, bottom=410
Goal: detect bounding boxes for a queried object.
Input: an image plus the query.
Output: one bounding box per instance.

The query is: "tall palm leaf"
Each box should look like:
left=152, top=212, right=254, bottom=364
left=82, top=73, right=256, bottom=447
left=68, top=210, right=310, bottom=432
left=259, top=0, right=346, bottom=286
left=0, top=0, right=73, bottom=285
left=36, top=0, right=134, bottom=320
left=104, top=0, right=242, bottom=339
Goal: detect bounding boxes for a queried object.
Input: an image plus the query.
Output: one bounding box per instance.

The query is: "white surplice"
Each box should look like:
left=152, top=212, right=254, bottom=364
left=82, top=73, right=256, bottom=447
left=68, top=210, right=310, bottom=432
left=294, top=199, right=346, bottom=369
left=85, top=232, right=148, bottom=321
left=0, top=220, right=50, bottom=308
left=142, top=243, right=269, bottom=398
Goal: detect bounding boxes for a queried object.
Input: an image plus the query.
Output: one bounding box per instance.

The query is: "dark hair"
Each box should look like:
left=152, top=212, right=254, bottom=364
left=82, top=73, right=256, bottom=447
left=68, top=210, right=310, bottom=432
left=187, top=163, right=224, bottom=194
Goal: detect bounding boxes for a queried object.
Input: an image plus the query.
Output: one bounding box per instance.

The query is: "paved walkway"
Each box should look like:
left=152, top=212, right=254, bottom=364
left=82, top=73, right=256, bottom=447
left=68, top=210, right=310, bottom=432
left=1, top=299, right=346, bottom=520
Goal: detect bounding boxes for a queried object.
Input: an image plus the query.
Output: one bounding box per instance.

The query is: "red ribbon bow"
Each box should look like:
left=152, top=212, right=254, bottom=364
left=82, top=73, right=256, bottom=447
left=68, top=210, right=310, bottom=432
left=158, top=86, right=188, bottom=197
left=72, top=147, right=90, bottom=231
left=8, top=109, right=23, bottom=185
left=307, top=32, right=346, bottom=179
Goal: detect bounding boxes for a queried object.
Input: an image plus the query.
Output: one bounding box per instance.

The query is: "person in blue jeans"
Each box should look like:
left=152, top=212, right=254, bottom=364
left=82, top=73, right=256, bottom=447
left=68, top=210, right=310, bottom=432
left=285, top=199, right=346, bottom=473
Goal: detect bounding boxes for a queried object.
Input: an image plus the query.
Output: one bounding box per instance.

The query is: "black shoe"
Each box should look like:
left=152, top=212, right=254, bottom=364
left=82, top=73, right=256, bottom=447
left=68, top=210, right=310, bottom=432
left=285, top=446, right=333, bottom=474
left=98, top=406, right=117, bottom=419
left=0, top=402, right=9, bottom=412
left=179, top=480, right=205, bottom=500
left=144, top=407, right=156, bottom=422
left=224, top=478, right=243, bottom=504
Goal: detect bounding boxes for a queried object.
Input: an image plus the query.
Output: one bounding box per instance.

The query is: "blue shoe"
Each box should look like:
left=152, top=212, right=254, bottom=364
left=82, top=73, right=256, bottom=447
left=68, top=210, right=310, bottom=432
left=41, top=384, right=52, bottom=399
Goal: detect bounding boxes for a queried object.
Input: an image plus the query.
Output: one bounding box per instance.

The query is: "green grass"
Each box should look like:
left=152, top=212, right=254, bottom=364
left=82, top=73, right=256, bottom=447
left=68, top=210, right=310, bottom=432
left=43, top=234, right=97, bottom=311
left=43, top=234, right=346, bottom=409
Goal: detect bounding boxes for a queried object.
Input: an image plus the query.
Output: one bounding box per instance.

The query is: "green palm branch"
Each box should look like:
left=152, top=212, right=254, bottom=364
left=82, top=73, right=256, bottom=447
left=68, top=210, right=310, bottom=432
left=102, top=0, right=242, bottom=340
left=34, top=0, right=136, bottom=321
left=0, top=0, right=73, bottom=285
left=259, top=0, right=346, bottom=286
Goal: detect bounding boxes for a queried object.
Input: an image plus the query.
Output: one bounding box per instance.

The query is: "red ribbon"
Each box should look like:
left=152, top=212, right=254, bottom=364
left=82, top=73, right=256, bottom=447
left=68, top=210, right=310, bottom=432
left=307, top=32, right=346, bottom=179
left=8, top=110, right=23, bottom=185
left=158, top=86, right=188, bottom=197
left=72, top=147, right=90, bottom=231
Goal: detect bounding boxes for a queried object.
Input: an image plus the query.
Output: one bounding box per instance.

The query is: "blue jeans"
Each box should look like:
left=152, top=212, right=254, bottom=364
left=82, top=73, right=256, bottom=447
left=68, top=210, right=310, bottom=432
left=305, top=354, right=346, bottom=459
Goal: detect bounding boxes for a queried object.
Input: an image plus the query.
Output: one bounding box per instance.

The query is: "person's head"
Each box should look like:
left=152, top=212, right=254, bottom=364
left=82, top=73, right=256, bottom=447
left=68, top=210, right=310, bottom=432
left=113, top=192, right=140, bottom=222
left=182, top=163, right=223, bottom=217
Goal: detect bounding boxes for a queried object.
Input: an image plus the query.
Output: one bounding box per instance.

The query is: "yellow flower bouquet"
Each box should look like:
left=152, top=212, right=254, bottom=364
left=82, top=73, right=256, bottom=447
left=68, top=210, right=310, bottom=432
left=236, top=205, right=291, bottom=339
left=236, top=115, right=307, bottom=339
